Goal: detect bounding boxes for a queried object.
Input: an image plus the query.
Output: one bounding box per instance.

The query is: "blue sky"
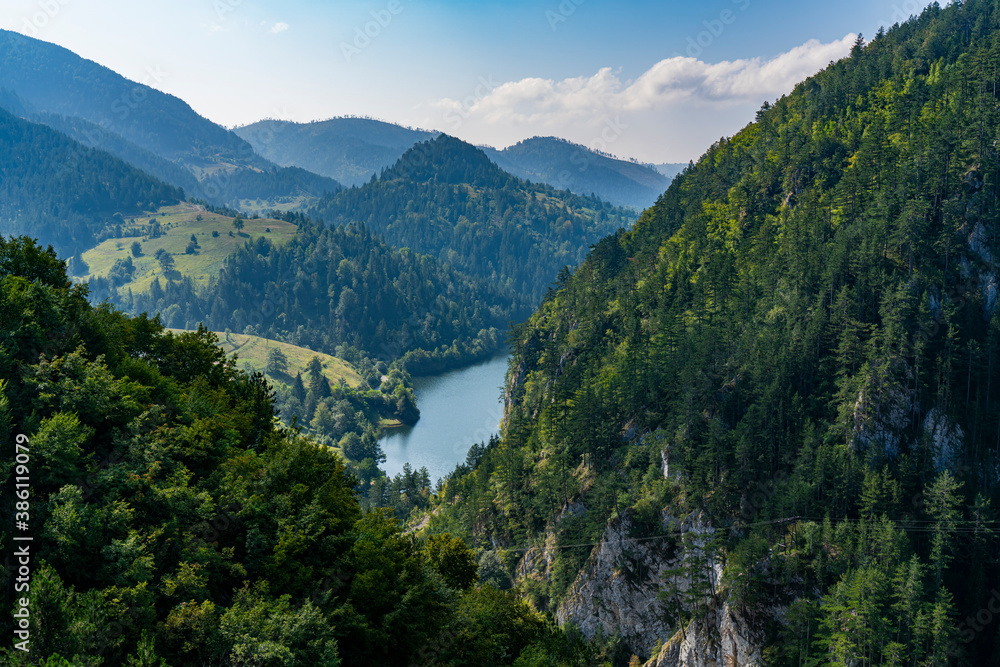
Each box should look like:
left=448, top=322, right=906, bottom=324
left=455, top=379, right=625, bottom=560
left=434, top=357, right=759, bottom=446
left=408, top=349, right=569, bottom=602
left=1, top=0, right=935, bottom=162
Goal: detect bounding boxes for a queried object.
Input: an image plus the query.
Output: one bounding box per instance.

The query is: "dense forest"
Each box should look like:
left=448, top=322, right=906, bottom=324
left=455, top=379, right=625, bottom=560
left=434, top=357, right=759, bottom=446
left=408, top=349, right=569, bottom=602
left=18, top=110, right=205, bottom=200
left=0, top=107, right=182, bottom=257
left=11, top=0, right=1000, bottom=663
left=426, top=2, right=1000, bottom=664
left=0, top=236, right=620, bottom=665
left=310, top=135, right=635, bottom=302
left=89, top=214, right=527, bottom=375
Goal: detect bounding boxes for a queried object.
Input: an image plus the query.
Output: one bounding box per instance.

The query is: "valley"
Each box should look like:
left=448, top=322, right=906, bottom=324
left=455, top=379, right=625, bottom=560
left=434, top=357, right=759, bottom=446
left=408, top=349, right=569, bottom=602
left=2, top=2, right=1000, bottom=666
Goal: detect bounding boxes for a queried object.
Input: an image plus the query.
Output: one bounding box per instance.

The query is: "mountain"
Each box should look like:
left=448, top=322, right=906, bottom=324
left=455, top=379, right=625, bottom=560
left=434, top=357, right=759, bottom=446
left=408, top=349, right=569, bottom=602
left=0, top=30, right=256, bottom=165
left=482, top=137, right=672, bottom=209
left=236, top=118, right=673, bottom=208
left=310, top=134, right=636, bottom=302
left=33, top=110, right=204, bottom=195
left=235, top=117, right=437, bottom=187
left=0, top=30, right=341, bottom=208
left=0, top=106, right=182, bottom=256
left=652, top=162, right=688, bottom=180
left=424, top=3, right=1000, bottom=664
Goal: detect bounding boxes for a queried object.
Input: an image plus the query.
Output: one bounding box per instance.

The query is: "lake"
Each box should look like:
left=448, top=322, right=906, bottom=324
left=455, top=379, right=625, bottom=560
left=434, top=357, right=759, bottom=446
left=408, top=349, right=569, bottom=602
left=380, top=354, right=509, bottom=483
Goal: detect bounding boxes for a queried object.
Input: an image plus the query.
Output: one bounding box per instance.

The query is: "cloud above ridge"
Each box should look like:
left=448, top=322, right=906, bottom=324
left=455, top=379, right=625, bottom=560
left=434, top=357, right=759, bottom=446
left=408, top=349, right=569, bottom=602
left=415, top=34, right=855, bottom=160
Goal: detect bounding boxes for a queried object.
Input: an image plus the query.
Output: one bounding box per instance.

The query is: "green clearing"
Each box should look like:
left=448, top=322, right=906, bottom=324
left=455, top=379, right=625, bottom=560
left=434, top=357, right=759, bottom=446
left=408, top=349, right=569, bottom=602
left=81, top=203, right=298, bottom=293
left=169, top=328, right=363, bottom=390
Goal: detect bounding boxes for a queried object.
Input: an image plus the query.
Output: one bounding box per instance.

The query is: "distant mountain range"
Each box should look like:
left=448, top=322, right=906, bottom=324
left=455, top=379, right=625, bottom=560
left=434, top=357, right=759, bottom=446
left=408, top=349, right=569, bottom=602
left=0, top=26, right=678, bottom=279
left=235, top=118, right=437, bottom=188
left=0, top=30, right=678, bottom=215
left=0, top=29, right=341, bottom=207
left=481, top=137, right=671, bottom=210
left=653, top=162, right=689, bottom=179
left=237, top=118, right=675, bottom=210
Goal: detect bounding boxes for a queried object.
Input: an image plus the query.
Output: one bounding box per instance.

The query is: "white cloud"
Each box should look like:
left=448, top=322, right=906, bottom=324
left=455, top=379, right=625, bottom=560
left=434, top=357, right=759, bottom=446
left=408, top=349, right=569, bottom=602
left=428, top=34, right=855, bottom=129
left=270, top=22, right=289, bottom=34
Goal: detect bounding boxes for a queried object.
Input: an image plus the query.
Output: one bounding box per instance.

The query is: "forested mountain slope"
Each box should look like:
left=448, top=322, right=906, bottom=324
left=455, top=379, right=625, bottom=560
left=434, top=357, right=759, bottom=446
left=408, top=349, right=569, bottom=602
left=0, top=107, right=182, bottom=256
left=428, top=3, right=1000, bottom=664
left=96, top=213, right=529, bottom=375
left=0, top=237, right=607, bottom=665
left=0, top=31, right=342, bottom=209
left=310, top=135, right=635, bottom=302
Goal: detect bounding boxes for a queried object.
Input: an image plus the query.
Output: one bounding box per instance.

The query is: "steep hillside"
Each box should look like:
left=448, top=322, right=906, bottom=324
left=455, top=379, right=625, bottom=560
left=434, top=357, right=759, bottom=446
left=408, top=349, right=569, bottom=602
left=0, top=30, right=253, bottom=164
left=35, top=111, right=204, bottom=195
left=310, top=135, right=635, bottom=302
left=0, top=107, right=182, bottom=256
left=0, top=31, right=341, bottom=208
left=235, top=117, right=437, bottom=186
left=0, top=236, right=600, bottom=665
left=428, top=3, right=1000, bottom=664
left=82, top=204, right=298, bottom=296
left=483, top=137, right=671, bottom=210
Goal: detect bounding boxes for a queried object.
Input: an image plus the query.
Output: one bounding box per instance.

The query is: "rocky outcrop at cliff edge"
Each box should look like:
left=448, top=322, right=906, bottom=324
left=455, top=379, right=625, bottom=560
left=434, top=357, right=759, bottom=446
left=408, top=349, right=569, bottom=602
left=643, top=601, right=763, bottom=667
left=553, top=514, right=678, bottom=658
left=533, top=509, right=762, bottom=661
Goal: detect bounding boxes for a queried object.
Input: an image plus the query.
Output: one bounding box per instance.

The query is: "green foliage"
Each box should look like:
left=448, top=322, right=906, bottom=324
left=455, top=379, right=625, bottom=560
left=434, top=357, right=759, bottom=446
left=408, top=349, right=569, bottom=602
left=31, top=412, right=91, bottom=488
left=431, top=2, right=1000, bottom=663
left=0, top=108, right=182, bottom=256
left=1, top=236, right=565, bottom=665
left=264, top=347, right=288, bottom=376
left=435, top=586, right=548, bottom=666
left=99, top=218, right=519, bottom=371
left=423, top=534, right=479, bottom=590
left=311, top=134, right=634, bottom=303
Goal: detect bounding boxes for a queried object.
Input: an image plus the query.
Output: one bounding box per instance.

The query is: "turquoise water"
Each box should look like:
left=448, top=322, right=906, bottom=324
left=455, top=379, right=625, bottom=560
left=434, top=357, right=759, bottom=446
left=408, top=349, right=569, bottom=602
left=380, top=355, right=508, bottom=483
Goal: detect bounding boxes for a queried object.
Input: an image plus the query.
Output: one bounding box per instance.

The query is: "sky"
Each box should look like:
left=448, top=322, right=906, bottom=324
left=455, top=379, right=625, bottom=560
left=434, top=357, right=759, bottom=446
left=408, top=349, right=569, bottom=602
left=1, top=0, right=937, bottom=163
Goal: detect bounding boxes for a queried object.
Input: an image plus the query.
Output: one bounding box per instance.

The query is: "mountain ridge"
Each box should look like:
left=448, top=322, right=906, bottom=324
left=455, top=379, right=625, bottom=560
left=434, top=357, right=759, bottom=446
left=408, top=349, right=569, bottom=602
left=0, top=106, right=183, bottom=256
left=237, top=116, right=674, bottom=208
left=310, top=134, right=636, bottom=302
left=0, top=30, right=343, bottom=209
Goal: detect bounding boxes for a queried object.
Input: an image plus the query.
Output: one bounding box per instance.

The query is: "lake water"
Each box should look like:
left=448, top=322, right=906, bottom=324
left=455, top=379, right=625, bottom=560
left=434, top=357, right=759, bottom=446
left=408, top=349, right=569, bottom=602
left=380, top=354, right=509, bottom=483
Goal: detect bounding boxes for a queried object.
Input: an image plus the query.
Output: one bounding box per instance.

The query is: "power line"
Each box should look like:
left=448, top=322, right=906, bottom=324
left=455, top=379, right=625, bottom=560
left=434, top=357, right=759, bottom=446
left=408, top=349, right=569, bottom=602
left=475, top=514, right=1000, bottom=555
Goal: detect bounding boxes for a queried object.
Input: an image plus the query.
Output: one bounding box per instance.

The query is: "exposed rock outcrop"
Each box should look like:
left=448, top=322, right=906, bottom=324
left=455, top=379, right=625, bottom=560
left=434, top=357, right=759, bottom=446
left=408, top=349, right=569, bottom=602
left=517, top=509, right=761, bottom=661
left=643, top=601, right=763, bottom=667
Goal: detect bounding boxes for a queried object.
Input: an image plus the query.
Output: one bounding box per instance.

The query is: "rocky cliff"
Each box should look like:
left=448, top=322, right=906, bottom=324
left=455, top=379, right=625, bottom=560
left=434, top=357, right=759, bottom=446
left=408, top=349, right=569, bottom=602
left=643, top=601, right=763, bottom=667
left=516, top=505, right=766, bottom=663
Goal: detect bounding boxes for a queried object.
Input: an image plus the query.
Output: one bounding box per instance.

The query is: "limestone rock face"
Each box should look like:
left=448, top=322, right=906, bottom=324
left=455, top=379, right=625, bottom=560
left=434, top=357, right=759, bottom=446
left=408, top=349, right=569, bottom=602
left=553, top=515, right=678, bottom=658
left=516, top=503, right=767, bottom=663
left=643, top=601, right=763, bottom=667
left=539, top=511, right=736, bottom=660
